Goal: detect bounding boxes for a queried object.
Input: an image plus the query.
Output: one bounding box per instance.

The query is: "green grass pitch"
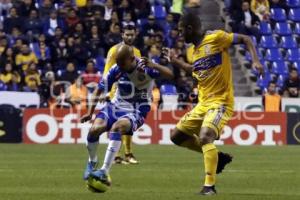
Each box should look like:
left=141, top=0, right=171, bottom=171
left=0, top=144, right=300, bottom=200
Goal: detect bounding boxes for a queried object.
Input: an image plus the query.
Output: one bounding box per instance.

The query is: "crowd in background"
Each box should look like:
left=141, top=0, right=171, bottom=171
left=0, top=0, right=201, bottom=109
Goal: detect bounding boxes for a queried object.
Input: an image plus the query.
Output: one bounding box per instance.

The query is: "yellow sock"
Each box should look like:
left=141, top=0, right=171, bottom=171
left=202, top=143, right=218, bottom=186
left=122, top=135, right=132, bottom=155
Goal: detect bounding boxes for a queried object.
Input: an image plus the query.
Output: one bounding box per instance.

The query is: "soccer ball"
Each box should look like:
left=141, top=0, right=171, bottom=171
left=86, top=175, right=112, bottom=193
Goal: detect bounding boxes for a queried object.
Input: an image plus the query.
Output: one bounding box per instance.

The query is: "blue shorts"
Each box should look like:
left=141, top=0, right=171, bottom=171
left=96, top=102, right=145, bottom=133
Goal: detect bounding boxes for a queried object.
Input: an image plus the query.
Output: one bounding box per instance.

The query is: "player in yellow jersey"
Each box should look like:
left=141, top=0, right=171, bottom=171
left=169, top=13, right=264, bottom=195
left=103, top=24, right=141, bottom=165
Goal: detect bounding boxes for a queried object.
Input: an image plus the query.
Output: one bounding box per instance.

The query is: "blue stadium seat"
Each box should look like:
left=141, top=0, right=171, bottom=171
left=294, top=23, right=300, bottom=34
left=286, top=49, right=300, bottom=62
left=293, top=61, right=300, bottom=73
left=265, top=49, right=283, bottom=61
left=280, top=36, right=298, bottom=49
left=259, top=22, right=272, bottom=35
left=274, top=22, right=292, bottom=36
left=271, top=61, right=289, bottom=76
left=289, top=8, right=300, bottom=22
left=287, top=0, right=300, bottom=8
left=257, top=73, right=272, bottom=89
left=137, top=18, right=148, bottom=28
left=260, top=36, right=278, bottom=48
left=160, top=84, right=177, bottom=95
left=270, top=8, right=287, bottom=22
left=245, top=50, right=263, bottom=61
left=151, top=5, right=167, bottom=19
left=276, top=75, right=285, bottom=88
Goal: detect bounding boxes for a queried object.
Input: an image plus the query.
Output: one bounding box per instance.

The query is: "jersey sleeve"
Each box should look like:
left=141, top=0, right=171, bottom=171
left=98, top=65, right=121, bottom=92
left=103, top=46, right=117, bottom=76
left=214, top=30, right=238, bottom=49
left=146, top=67, right=160, bottom=79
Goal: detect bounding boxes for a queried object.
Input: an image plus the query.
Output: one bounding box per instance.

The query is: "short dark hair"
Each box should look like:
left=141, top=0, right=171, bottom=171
left=290, top=67, right=298, bottom=72
left=268, top=81, right=277, bottom=87
left=123, top=24, right=136, bottom=32
left=181, top=12, right=202, bottom=29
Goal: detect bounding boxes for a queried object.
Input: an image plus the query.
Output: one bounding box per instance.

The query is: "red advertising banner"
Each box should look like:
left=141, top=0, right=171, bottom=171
left=23, top=109, right=287, bottom=145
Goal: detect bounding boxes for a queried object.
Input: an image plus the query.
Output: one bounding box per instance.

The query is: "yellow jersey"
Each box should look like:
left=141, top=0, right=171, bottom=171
left=15, top=53, right=38, bottom=71
left=191, top=30, right=236, bottom=107
left=103, top=43, right=142, bottom=76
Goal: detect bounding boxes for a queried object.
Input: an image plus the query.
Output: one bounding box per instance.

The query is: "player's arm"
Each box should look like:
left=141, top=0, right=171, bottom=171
left=234, top=34, right=264, bottom=75
left=141, top=57, right=174, bottom=80
left=80, top=67, right=118, bottom=123
left=165, top=47, right=193, bottom=74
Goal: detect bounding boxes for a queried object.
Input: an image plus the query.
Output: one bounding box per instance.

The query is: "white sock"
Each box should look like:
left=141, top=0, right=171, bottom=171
left=86, top=141, right=99, bottom=162
left=101, top=132, right=122, bottom=173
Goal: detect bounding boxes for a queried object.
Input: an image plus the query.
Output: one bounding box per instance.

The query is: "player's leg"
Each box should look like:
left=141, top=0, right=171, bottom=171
left=123, top=132, right=139, bottom=164
left=84, top=118, right=107, bottom=180
left=170, top=128, right=203, bottom=153
left=198, top=106, right=233, bottom=195
left=100, top=118, right=132, bottom=174
left=171, top=106, right=204, bottom=152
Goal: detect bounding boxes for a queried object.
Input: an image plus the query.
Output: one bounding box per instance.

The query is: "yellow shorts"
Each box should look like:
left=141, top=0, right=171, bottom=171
left=176, top=103, right=233, bottom=138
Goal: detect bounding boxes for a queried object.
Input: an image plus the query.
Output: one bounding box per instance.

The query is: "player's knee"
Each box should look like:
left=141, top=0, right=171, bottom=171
left=170, top=129, right=186, bottom=146
left=88, top=125, right=106, bottom=142
left=111, top=118, right=131, bottom=134
left=199, top=128, right=216, bottom=145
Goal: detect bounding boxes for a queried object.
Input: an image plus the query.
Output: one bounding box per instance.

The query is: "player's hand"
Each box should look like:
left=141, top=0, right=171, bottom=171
left=161, top=47, right=171, bottom=63
left=252, top=60, right=264, bottom=76
left=80, top=114, right=92, bottom=123
left=141, top=57, right=156, bottom=68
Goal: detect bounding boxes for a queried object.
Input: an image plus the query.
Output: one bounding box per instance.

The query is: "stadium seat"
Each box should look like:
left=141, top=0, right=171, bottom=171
left=274, top=23, right=292, bottom=36
left=137, top=18, right=148, bottom=28
left=152, top=5, right=167, bottom=19
left=260, top=36, right=278, bottom=48
left=257, top=73, right=272, bottom=89
left=95, top=56, right=105, bottom=72
left=270, top=8, right=287, bottom=22
left=245, top=50, right=263, bottom=61
left=280, top=36, right=298, bottom=49
left=160, top=84, right=177, bottom=95
left=271, top=61, right=289, bottom=76
left=294, top=23, right=300, bottom=34
left=259, top=22, right=272, bottom=35
left=276, top=75, right=285, bottom=88
left=293, top=61, right=300, bottom=73
left=265, top=49, right=283, bottom=61
left=160, top=84, right=178, bottom=110
left=287, top=0, right=300, bottom=8
left=286, top=49, right=300, bottom=62
left=289, top=8, right=300, bottom=22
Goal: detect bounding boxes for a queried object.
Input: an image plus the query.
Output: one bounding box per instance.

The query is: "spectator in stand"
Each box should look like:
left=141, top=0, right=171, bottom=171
left=24, top=62, right=41, bottom=92
left=0, top=63, right=20, bottom=91
left=141, top=15, right=163, bottom=36
left=15, top=43, right=38, bottom=71
left=72, top=36, right=89, bottom=68
left=39, top=0, right=55, bottom=20
left=232, top=1, right=261, bottom=40
left=60, top=62, right=79, bottom=84
left=44, top=10, right=65, bottom=37
left=12, top=38, right=23, bottom=55
left=103, top=0, right=114, bottom=21
left=121, top=12, right=135, bottom=28
left=283, top=68, right=300, bottom=98
left=19, top=0, right=36, bottom=18
left=66, top=76, right=88, bottom=110
left=104, top=23, right=122, bottom=50
left=73, top=23, right=86, bottom=40
left=148, top=44, right=161, bottom=63
left=165, top=13, right=177, bottom=34
left=65, top=9, right=81, bottom=31
left=167, top=27, right=179, bottom=48
left=131, top=0, right=151, bottom=18
left=117, top=0, right=136, bottom=22
left=52, top=37, right=68, bottom=69
left=262, top=81, right=282, bottom=112
left=0, top=48, right=15, bottom=68
left=87, top=24, right=105, bottom=57
left=0, top=0, right=13, bottom=17
left=32, top=34, right=51, bottom=65
left=3, top=7, right=23, bottom=34
left=24, top=9, right=43, bottom=36
left=251, top=0, right=270, bottom=21
left=0, top=37, right=8, bottom=58
left=81, top=60, right=101, bottom=90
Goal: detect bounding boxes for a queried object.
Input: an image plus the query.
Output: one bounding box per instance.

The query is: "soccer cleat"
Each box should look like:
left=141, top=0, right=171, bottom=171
left=198, top=186, right=217, bottom=195
left=216, top=152, right=233, bottom=174
left=125, top=153, right=139, bottom=164
left=89, top=169, right=111, bottom=186
left=114, top=156, right=129, bottom=165
left=83, top=161, right=98, bottom=180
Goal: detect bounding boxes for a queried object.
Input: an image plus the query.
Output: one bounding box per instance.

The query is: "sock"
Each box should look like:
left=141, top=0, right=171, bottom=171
left=86, top=134, right=99, bottom=162
left=101, top=132, right=122, bottom=173
left=123, top=135, right=132, bottom=155
left=202, top=143, right=218, bottom=186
